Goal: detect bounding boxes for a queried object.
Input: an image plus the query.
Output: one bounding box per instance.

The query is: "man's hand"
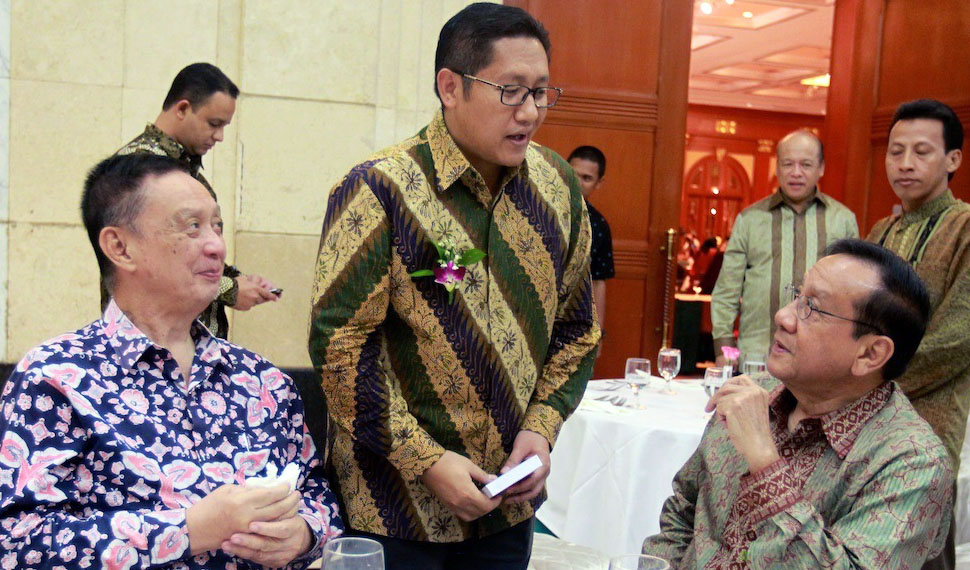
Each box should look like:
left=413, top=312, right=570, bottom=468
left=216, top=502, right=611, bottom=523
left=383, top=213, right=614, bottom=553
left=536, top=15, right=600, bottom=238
left=222, top=513, right=314, bottom=567
left=705, top=375, right=780, bottom=473
left=233, top=274, right=280, bottom=311
left=186, top=483, right=298, bottom=555
left=421, top=451, right=501, bottom=521
left=500, top=430, right=551, bottom=504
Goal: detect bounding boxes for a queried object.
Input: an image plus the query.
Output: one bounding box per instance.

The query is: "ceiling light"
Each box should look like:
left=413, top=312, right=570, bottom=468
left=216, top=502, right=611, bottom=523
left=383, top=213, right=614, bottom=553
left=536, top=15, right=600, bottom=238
left=800, top=73, right=831, bottom=87
left=710, top=208, right=718, bottom=215
left=743, top=11, right=754, bottom=18
left=712, top=187, right=720, bottom=195
left=700, top=2, right=714, bottom=15
left=724, top=0, right=735, bottom=4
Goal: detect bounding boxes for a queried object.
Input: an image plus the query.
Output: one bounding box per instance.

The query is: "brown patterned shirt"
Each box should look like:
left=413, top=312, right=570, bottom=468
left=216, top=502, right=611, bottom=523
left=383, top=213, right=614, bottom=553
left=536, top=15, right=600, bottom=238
left=643, top=379, right=952, bottom=568
left=309, top=110, right=599, bottom=542
left=112, top=124, right=239, bottom=338
left=868, top=190, right=970, bottom=471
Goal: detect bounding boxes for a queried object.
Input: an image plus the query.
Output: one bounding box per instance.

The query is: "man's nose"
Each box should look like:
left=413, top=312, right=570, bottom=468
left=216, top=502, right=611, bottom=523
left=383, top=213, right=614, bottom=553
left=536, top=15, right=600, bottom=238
left=213, top=127, right=225, bottom=142
left=514, top=96, right=540, bottom=123
left=775, top=299, right=798, bottom=331
left=205, top=228, right=227, bottom=260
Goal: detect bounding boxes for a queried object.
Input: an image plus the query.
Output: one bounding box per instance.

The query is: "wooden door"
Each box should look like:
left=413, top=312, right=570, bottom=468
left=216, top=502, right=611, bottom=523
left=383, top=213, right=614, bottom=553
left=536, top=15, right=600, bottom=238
left=682, top=153, right=748, bottom=241
left=507, top=0, right=693, bottom=378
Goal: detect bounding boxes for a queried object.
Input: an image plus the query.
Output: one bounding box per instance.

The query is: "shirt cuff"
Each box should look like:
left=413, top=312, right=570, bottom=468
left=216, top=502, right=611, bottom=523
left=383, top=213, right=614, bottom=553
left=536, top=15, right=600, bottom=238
left=521, top=404, right=563, bottom=449
left=386, top=427, right=448, bottom=482
left=737, top=458, right=802, bottom=528
left=218, top=275, right=238, bottom=306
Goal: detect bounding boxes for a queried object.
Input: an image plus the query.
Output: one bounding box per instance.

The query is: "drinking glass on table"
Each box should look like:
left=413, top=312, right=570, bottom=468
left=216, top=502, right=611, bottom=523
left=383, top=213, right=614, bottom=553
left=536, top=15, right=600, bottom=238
left=609, top=554, right=670, bottom=570
left=703, top=366, right=727, bottom=398
left=321, top=537, right=385, bottom=570
left=657, top=348, right=681, bottom=395
left=743, top=354, right=768, bottom=379
left=624, top=358, right=651, bottom=408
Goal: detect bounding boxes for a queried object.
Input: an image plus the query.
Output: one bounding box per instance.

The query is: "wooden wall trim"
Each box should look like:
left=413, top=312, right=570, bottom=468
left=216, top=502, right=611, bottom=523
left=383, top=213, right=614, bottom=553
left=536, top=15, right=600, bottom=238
left=870, top=99, right=970, bottom=142
left=547, top=88, right=659, bottom=131
left=612, top=240, right=651, bottom=278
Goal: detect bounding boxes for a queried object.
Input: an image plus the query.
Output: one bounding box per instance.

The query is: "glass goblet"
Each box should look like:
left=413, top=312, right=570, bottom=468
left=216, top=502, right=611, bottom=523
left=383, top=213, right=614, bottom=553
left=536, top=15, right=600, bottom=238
left=657, top=348, right=681, bottom=395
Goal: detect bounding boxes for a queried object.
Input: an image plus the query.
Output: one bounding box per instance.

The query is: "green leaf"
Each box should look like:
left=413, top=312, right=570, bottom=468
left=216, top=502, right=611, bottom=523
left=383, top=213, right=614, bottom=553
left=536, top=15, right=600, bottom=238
left=457, top=248, right=486, bottom=266
left=410, top=269, right=435, bottom=277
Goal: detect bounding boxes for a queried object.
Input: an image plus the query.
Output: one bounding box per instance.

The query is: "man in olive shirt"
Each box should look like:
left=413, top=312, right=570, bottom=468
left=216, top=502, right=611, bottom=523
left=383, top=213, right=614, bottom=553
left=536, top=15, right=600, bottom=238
left=712, top=130, right=858, bottom=366
left=867, top=99, right=970, bottom=570
left=115, top=62, right=278, bottom=338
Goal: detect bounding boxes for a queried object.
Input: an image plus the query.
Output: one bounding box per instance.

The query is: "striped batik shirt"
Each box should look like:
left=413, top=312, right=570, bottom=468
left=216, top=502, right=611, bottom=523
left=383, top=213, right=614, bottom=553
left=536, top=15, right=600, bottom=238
left=309, top=111, right=599, bottom=542
left=712, top=190, right=859, bottom=361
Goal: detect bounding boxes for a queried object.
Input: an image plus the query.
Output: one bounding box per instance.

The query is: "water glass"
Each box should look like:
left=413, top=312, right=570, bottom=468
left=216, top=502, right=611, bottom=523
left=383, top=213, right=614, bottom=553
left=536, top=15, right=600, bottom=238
left=321, top=537, right=385, bottom=570
left=657, top=348, right=681, bottom=395
left=703, top=366, right=727, bottom=398
left=743, top=355, right=768, bottom=378
left=609, top=554, right=670, bottom=570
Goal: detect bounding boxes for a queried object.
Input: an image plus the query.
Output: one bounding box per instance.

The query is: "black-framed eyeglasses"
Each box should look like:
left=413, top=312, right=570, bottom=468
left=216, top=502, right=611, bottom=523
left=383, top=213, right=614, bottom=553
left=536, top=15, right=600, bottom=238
left=785, top=284, right=884, bottom=335
left=460, top=73, right=563, bottom=108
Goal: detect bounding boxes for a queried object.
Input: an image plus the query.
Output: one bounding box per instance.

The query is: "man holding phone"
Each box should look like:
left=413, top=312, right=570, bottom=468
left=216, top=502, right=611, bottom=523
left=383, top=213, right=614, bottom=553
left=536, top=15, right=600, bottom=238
left=308, top=4, right=599, bottom=569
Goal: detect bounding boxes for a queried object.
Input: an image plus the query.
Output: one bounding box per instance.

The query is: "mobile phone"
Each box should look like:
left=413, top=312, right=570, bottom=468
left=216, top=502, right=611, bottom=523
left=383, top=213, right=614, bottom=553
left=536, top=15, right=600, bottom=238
left=270, top=288, right=283, bottom=296
left=482, top=455, right=543, bottom=498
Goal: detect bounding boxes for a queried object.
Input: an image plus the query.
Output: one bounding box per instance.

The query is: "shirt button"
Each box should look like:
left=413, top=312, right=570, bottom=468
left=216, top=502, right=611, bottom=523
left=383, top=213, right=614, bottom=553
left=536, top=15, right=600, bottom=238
left=746, top=530, right=757, bottom=541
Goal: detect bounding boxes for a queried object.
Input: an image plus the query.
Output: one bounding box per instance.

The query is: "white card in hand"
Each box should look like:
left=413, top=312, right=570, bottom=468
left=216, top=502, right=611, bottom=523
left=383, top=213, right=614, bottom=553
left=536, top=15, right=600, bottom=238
left=482, top=455, right=543, bottom=498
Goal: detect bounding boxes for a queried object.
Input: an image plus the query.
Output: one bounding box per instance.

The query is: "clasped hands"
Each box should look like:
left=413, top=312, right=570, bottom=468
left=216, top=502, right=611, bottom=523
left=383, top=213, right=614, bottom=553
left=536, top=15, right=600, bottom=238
left=705, top=375, right=781, bottom=474
left=420, top=430, right=551, bottom=522
left=186, top=482, right=312, bottom=567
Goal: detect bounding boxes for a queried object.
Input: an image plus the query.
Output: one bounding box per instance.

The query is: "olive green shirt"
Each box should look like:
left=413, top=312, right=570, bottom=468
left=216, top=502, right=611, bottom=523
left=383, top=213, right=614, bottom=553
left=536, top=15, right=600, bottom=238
left=712, top=190, right=859, bottom=362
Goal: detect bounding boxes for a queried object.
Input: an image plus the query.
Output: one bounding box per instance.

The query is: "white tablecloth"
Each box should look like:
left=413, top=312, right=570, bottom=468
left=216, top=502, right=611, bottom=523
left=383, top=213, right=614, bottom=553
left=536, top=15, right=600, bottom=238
left=537, top=378, right=712, bottom=557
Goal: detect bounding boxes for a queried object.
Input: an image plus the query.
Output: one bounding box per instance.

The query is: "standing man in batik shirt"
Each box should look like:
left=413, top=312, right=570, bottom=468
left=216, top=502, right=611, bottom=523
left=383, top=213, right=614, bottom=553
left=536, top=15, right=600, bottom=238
left=308, top=4, right=598, bottom=569
left=568, top=145, right=614, bottom=359
left=866, top=99, right=970, bottom=570
left=644, top=239, right=952, bottom=568
left=0, top=154, right=342, bottom=568
left=712, top=130, right=858, bottom=366
left=115, top=62, right=279, bottom=339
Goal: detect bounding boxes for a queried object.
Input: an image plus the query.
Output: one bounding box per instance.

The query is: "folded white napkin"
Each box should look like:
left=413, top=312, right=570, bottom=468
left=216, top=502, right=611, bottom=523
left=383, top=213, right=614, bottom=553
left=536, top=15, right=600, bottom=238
left=246, top=462, right=299, bottom=492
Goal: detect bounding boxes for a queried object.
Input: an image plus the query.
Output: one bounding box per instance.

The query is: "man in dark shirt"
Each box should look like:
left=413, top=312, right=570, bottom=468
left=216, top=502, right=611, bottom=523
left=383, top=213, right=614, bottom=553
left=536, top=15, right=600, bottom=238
left=568, top=145, right=614, bottom=356
left=115, top=63, right=279, bottom=338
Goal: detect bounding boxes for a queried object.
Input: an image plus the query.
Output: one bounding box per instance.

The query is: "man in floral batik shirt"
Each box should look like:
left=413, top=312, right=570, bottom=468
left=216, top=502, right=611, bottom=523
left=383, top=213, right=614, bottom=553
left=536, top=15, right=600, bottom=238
left=644, top=239, right=951, bottom=569
left=308, top=4, right=598, bottom=569
left=0, top=154, right=342, bottom=568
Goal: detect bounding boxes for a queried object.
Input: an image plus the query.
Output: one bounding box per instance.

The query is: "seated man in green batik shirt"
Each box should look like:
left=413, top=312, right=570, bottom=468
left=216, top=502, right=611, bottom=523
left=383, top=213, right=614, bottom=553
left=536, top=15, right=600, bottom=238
left=112, top=62, right=279, bottom=338
left=644, top=239, right=951, bottom=569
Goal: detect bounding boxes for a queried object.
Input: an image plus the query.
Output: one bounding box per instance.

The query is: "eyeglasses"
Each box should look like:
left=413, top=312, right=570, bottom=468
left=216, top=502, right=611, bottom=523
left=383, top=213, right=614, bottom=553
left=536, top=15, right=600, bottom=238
left=785, top=284, right=884, bottom=335
left=460, top=73, right=563, bottom=108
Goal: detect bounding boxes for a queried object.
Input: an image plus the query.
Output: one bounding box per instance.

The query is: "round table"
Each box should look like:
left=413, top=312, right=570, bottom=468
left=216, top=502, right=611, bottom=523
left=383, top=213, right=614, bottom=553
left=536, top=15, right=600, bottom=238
left=536, top=378, right=712, bottom=557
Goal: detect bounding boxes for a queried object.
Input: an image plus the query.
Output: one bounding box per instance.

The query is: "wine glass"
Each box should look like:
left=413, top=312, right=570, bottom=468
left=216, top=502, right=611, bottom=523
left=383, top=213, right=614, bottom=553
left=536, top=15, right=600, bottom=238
left=624, top=358, right=651, bottom=408
left=743, top=354, right=768, bottom=379
left=703, top=366, right=726, bottom=398
left=609, top=554, right=670, bottom=570
left=657, top=348, right=681, bottom=395
left=321, top=537, right=385, bottom=570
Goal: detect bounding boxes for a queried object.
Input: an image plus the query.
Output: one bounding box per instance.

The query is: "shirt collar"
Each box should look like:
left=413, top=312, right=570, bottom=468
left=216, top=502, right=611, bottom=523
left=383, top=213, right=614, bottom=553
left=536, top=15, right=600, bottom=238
left=426, top=110, right=529, bottom=201
left=101, top=298, right=234, bottom=376
left=768, top=187, right=828, bottom=211
left=144, top=123, right=204, bottom=174
left=900, top=189, right=956, bottom=225
left=767, top=381, right=894, bottom=459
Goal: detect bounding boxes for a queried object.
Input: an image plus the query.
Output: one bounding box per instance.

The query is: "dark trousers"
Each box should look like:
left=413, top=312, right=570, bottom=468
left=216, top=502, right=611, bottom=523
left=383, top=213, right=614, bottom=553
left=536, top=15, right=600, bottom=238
left=347, top=518, right=534, bottom=570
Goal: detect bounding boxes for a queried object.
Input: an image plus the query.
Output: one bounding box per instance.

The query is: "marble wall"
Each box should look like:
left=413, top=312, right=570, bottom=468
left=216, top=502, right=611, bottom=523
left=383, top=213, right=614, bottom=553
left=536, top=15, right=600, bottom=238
left=3, top=0, right=486, bottom=366
left=0, top=0, right=8, bottom=363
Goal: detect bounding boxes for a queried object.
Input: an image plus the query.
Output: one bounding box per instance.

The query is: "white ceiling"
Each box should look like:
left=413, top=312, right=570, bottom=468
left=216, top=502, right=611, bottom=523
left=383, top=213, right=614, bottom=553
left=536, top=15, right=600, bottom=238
left=689, top=0, right=834, bottom=115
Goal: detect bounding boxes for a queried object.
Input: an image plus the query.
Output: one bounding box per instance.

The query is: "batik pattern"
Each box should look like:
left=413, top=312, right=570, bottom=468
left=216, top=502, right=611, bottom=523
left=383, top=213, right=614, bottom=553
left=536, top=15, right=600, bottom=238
left=309, top=111, right=599, bottom=542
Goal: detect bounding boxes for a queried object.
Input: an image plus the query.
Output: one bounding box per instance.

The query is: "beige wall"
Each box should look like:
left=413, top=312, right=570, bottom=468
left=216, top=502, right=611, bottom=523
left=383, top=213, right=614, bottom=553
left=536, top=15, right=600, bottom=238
left=5, top=0, right=486, bottom=366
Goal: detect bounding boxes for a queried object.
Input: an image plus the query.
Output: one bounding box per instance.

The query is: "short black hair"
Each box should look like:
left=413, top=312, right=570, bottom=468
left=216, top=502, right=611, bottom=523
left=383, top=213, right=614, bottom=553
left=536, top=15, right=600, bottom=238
left=890, top=99, right=964, bottom=181
left=434, top=3, right=550, bottom=100
left=81, top=154, right=190, bottom=290
left=823, top=239, right=930, bottom=381
left=568, top=145, right=607, bottom=178
left=162, top=63, right=239, bottom=111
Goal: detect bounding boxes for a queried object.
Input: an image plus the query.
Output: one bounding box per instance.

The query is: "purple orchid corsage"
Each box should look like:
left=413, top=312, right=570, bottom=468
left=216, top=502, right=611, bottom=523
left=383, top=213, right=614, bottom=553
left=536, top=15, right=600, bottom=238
left=410, top=239, right=486, bottom=302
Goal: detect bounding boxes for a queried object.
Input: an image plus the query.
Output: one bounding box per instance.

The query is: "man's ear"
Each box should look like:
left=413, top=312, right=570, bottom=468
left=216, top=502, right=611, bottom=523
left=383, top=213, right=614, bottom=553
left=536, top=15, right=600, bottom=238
left=946, top=148, right=962, bottom=175
left=99, top=226, right=137, bottom=276
left=436, top=68, right=461, bottom=110
left=174, top=99, right=192, bottom=119
left=850, top=334, right=894, bottom=378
